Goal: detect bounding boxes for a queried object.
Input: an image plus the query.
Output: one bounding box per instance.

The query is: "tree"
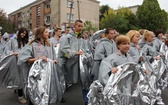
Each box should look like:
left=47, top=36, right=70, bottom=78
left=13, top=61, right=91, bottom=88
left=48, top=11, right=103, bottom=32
left=99, top=5, right=110, bottom=21
left=82, top=20, right=98, bottom=32
left=136, top=0, right=168, bottom=32
left=100, top=9, right=129, bottom=34
left=117, top=7, right=139, bottom=30
left=0, top=8, right=15, bottom=34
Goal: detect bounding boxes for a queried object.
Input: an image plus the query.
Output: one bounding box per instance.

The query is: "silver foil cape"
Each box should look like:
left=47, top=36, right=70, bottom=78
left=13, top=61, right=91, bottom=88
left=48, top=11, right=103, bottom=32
left=88, top=59, right=168, bottom=105
left=79, top=49, right=93, bottom=89
left=89, top=29, right=106, bottom=50
left=28, top=59, right=63, bottom=105
left=53, top=43, right=66, bottom=93
left=0, top=54, right=23, bottom=89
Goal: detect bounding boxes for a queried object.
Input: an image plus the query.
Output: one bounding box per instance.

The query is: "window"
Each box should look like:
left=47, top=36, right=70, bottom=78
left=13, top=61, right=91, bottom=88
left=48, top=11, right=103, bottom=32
left=37, top=6, right=41, bottom=17
left=67, top=0, right=74, bottom=8
left=22, top=13, right=25, bottom=18
left=46, top=3, right=50, bottom=9
left=26, top=11, right=29, bottom=17
left=46, top=15, right=50, bottom=23
left=66, top=13, right=74, bottom=21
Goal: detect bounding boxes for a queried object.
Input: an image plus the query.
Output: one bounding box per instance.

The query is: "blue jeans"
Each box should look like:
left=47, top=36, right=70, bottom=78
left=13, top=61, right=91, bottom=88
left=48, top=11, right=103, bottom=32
left=82, top=89, right=89, bottom=105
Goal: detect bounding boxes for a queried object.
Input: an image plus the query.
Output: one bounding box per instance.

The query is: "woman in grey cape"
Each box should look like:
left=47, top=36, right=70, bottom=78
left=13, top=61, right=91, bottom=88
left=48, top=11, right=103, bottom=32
left=126, top=30, right=144, bottom=63
left=3, top=27, right=28, bottom=104
left=92, top=28, right=117, bottom=80
left=138, top=30, right=160, bottom=62
left=98, top=35, right=134, bottom=86
left=17, top=26, right=58, bottom=105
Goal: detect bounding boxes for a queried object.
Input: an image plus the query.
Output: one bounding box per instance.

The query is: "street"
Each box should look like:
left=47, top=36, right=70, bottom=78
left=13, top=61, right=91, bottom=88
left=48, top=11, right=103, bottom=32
left=0, top=83, right=168, bottom=105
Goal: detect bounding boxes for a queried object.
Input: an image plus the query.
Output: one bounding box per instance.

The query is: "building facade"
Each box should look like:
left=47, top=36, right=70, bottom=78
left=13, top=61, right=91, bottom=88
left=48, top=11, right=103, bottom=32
left=8, top=0, right=100, bottom=31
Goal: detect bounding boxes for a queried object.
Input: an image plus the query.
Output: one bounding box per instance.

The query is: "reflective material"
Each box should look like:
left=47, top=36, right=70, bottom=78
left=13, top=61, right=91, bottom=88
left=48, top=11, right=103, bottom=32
left=0, top=55, right=23, bottom=89
left=88, top=59, right=168, bottom=105
left=28, top=59, right=63, bottom=105
left=89, top=29, right=106, bottom=50
left=79, top=49, right=93, bottom=89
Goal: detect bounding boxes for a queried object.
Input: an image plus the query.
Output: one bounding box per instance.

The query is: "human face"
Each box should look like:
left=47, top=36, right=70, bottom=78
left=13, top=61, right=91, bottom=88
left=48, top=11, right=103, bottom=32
left=118, top=41, right=130, bottom=54
left=74, top=22, right=83, bottom=33
left=66, top=28, right=70, bottom=34
left=147, top=34, right=155, bottom=43
left=158, top=33, right=163, bottom=39
left=131, top=34, right=140, bottom=44
left=107, top=30, right=115, bottom=40
left=20, top=31, right=27, bottom=38
left=42, top=29, right=49, bottom=39
left=55, top=29, right=61, bottom=36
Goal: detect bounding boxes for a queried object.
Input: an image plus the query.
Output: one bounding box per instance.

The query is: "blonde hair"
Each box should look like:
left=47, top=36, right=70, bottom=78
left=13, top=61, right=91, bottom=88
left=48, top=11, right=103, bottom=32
left=115, top=35, right=130, bottom=46
left=126, top=30, right=140, bottom=42
left=142, top=30, right=154, bottom=41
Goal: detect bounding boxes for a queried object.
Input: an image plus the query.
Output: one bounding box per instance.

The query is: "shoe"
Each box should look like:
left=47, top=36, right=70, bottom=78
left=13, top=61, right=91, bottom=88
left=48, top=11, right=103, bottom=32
left=60, top=98, right=65, bottom=103
left=18, top=96, right=27, bottom=104
left=157, top=100, right=164, bottom=105
left=66, top=84, right=72, bottom=89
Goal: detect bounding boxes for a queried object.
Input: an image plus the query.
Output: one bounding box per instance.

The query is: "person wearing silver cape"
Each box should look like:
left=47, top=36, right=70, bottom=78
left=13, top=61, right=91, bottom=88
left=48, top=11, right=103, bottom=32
left=59, top=20, right=90, bottom=105
left=92, top=28, right=117, bottom=80
left=1, top=27, right=29, bottom=104
left=17, top=26, right=62, bottom=105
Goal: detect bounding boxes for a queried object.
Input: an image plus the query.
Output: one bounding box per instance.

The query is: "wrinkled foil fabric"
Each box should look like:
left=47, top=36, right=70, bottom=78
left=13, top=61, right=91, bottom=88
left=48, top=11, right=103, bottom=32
left=89, top=29, right=106, bottom=50
left=79, top=49, right=93, bottom=89
left=27, top=59, right=63, bottom=105
left=0, top=54, right=23, bottom=89
left=88, top=58, right=168, bottom=105
left=53, top=43, right=66, bottom=93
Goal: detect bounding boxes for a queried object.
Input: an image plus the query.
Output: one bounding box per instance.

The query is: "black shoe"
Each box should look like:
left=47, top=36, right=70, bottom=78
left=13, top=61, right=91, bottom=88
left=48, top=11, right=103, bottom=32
left=60, top=98, right=65, bottom=103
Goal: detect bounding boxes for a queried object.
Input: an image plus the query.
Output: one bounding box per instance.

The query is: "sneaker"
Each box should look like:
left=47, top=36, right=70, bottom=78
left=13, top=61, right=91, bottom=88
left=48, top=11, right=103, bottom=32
left=66, top=84, right=72, bottom=89
left=157, top=100, right=164, bottom=105
left=18, top=97, right=27, bottom=104
left=60, top=98, right=65, bottom=103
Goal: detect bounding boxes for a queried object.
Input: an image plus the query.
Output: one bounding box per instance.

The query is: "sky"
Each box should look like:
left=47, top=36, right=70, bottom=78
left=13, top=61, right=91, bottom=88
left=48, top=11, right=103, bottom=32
left=0, top=0, right=168, bottom=15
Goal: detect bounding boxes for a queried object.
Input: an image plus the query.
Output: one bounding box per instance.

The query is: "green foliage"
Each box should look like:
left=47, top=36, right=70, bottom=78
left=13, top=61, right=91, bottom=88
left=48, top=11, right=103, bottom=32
left=82, top=20, right=98, bottom=32
left=100, top=7, right=138, bottom=34
left=136, top=0, right=168, bottom=32
left=0, top=8, right=15, bottom=34
left=99, top=5, right=110, bottom=21
left=100, top=9, right=129, bottom=34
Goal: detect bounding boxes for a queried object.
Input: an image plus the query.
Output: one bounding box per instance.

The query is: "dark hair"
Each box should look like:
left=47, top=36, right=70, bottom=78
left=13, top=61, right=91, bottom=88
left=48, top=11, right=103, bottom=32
left=75, top=20, right=83, bottom=24
left=155, top=29, right=163, bottom=37
left=17, top=27, right=28, bottom=49
left=66, top=26, right=71, bottom=29
left=105, top=28, right=114, bottom=35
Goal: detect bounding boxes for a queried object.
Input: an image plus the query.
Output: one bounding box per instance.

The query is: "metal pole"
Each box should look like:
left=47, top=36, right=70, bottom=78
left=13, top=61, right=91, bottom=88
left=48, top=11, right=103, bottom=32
left=68, top=0, right=73, bottom=26
left=77, top=0, right=80, bottom=20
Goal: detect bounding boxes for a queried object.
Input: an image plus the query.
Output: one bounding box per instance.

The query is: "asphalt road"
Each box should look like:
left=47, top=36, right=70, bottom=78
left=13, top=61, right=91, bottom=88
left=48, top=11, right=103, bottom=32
left=0, top=83, right=168, bottom=105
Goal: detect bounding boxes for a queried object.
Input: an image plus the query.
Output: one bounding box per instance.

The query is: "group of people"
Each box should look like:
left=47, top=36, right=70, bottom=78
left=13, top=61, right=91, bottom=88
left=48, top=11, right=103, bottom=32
left=0, top=19, right=168, bottom=105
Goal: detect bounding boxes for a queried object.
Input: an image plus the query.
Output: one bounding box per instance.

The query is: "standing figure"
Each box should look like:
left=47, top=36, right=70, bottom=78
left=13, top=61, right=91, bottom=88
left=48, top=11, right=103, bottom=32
left=60, top=20, right=89, bottom=105
left=18, top=26, right=60, bottom=105
left=92, top=28, right=117, bottom=80
left=3, top=27, right=28, bottom=104
left=126, top=30, right=144, bottom=63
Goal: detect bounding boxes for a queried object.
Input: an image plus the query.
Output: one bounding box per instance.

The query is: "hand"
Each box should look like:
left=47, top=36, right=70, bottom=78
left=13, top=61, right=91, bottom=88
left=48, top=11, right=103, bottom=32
left=144, top=70, right=148, bottom=74
left=40, top=56, right=47, bottom=62
left=138, top=56, right=144, bottom=62
left=54, top=44, right=57, bottom=47
left=53, top=60, right=58, bottom=64
left=12, top=52, right=18, bottom=56
left=76, top=51, right=83, bottom=55
left=153, top=56, right=160, bottom=60
left=111, top=67, right=118, bottom=73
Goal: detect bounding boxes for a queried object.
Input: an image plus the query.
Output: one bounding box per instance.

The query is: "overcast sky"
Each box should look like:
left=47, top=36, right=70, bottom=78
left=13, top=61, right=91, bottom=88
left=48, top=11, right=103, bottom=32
left=0, top=0, right=167, bottom=15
